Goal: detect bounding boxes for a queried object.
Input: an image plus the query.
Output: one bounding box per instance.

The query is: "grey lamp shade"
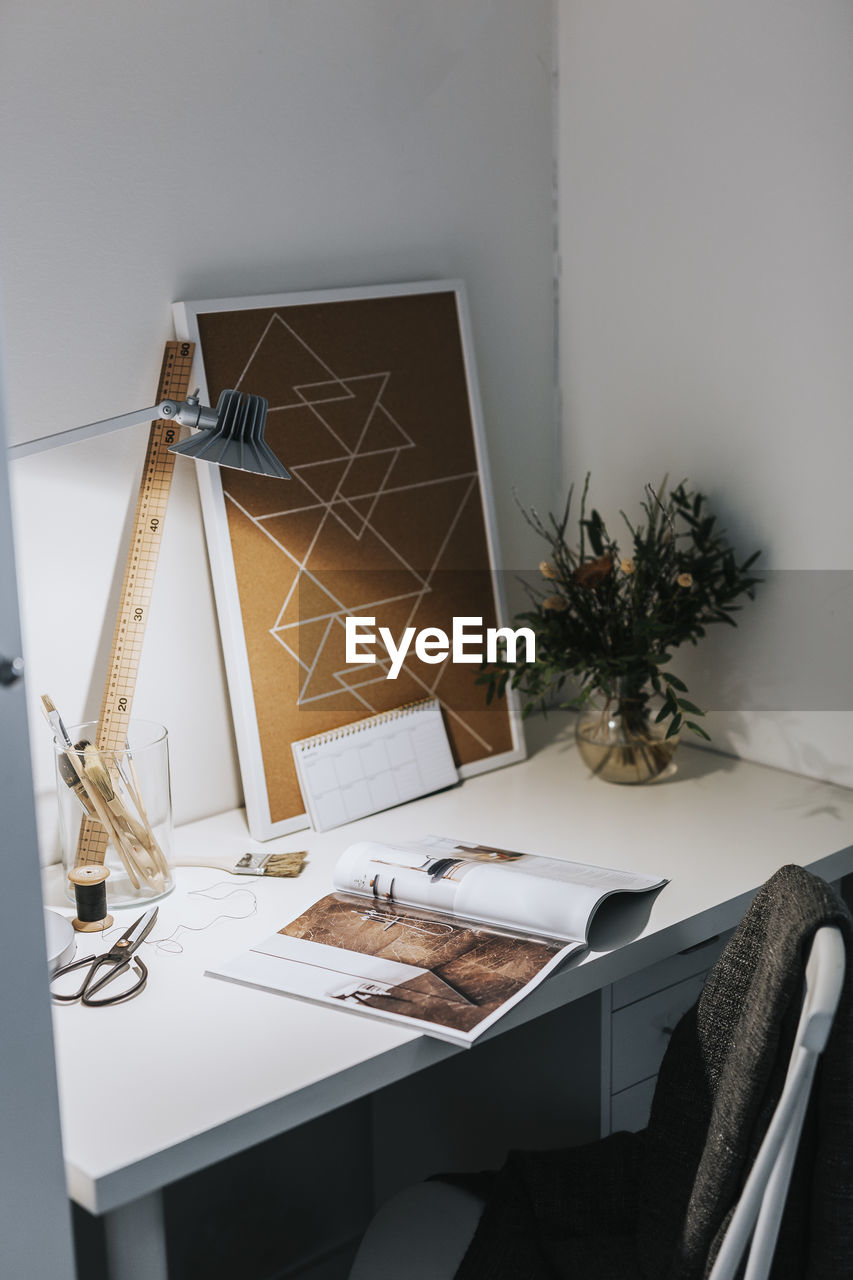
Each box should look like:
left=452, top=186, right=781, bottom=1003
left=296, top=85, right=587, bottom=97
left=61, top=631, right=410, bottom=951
left=169, top=389, right=291, bottom=479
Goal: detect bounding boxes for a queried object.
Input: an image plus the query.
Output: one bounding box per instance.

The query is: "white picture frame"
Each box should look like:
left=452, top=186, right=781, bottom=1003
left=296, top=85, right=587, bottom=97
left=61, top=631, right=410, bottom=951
left=174, top=280, right=525, bottom=839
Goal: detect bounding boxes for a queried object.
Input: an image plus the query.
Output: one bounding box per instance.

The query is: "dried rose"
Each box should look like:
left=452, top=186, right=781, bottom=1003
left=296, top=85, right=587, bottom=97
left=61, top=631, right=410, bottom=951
left=572, top=554, right=613, bottom=589
left=620, top=558, right=636, bottom=575
left=677, top=572, right=693, bottom=588
left=539, top=560, right=558, bottom=580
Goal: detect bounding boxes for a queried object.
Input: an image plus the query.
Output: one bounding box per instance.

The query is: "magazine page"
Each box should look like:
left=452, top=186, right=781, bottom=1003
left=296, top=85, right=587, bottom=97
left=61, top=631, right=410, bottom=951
left=209, top=892, right=583, bottom=1046
left=332, top=836, right=666, bottom=944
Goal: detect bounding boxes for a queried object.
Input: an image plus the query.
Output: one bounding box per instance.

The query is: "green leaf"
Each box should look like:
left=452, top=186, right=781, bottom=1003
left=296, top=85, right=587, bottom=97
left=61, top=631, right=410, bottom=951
left=686, top=720, right=712, bottom=741
left=586, top=510, right=604, bottom=556
left=676, top=698, right=704, bottom=716
left=662, top=672, right=688, bottom=692
left=665, top=714, right=682, bottom=739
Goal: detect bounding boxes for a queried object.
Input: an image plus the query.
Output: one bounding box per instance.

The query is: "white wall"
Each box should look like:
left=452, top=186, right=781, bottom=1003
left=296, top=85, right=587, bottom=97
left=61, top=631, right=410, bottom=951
left=1, top=1, right=556, bottom=849
left=557, top=0, right=853, bottom=784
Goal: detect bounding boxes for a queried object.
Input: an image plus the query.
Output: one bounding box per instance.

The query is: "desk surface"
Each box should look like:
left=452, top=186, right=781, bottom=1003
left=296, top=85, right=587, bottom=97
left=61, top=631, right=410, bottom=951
left=46, top=716, right=853, bottom=1214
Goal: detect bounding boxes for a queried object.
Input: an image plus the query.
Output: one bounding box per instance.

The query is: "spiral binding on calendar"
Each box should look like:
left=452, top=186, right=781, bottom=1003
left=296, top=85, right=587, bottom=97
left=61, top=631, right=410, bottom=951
left=294, top=698, right=437, bottom=752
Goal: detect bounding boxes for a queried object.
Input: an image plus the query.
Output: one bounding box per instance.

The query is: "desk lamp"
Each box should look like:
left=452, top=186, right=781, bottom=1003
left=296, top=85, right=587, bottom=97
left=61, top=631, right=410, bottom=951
left=11, top=387, right=291, bottom=477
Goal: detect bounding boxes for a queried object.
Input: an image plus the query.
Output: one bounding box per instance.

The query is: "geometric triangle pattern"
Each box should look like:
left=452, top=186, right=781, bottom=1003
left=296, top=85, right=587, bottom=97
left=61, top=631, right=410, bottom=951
left=222, top=311, right=490, bottom=747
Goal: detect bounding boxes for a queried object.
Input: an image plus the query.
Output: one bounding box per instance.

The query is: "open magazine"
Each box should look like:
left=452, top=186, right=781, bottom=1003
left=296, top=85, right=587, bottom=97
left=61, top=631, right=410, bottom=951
left=208, top=836, right=667, bottom=1046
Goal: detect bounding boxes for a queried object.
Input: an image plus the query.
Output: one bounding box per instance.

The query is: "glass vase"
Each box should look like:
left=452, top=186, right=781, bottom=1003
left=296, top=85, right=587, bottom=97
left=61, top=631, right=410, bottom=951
left=55, top=720, right=174, bottom=908
left=575, top=682, right=678, bottom=784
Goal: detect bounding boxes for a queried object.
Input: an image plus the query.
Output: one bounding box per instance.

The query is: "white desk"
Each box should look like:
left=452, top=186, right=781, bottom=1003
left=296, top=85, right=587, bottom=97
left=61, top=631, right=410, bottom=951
left=45, top=715, right=853, bottom=1279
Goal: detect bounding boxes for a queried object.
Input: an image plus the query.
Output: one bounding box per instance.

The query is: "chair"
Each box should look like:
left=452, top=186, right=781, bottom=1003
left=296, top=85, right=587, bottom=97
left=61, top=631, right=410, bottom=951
left=349, top=869, right=851, bottom=1280
left=707, top=925, right=845, bottom=1280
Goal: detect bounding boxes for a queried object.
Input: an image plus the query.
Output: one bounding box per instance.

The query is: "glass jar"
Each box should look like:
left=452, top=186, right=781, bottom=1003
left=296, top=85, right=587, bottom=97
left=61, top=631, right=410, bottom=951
left=55, top=720, right=174, bottom=907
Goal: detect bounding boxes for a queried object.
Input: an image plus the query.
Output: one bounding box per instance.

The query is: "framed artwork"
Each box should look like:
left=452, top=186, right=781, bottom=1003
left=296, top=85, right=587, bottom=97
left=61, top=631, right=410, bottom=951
left=174, top=281, right=525, bottom=839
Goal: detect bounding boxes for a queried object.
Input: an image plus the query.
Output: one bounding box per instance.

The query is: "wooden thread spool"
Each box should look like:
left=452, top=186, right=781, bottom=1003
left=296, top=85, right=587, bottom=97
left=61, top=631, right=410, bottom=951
left=68, top=865, right=113, bottom=933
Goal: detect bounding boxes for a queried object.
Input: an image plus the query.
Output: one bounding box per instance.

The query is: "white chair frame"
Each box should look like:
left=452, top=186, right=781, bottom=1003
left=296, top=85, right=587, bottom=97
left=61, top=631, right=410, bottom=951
left=708, top=925, right=846, bottom=1280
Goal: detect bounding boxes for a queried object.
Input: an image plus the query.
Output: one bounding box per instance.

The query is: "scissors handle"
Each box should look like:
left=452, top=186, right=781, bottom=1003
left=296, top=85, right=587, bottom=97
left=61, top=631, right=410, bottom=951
left=83, top=956, right=148, bottom=1006
left=51, top=954, right=100, bottom=1003
left=51, top=953, right=149, bottom=1007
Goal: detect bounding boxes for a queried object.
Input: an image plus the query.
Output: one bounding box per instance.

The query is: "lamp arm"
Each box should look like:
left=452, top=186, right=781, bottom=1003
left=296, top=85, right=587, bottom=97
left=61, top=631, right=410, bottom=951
left=8, top=395, right=218, bottom=461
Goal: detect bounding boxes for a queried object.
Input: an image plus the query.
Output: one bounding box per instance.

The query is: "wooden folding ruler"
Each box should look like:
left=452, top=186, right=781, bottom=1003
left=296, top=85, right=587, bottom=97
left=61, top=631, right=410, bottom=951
left=75, top=340, right=194, bottom=866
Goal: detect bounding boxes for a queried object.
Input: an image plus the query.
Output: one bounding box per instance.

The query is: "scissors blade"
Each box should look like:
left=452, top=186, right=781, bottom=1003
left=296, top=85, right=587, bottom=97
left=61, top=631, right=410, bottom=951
left=118, top=906, right=159, bottom=955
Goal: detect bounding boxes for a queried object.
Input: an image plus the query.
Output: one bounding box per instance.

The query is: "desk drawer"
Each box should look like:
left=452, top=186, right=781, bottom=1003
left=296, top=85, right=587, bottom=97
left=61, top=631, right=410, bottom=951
left=610, top=972, right=705, bottom=1094
left=611, top=931, right=731, bottom=1010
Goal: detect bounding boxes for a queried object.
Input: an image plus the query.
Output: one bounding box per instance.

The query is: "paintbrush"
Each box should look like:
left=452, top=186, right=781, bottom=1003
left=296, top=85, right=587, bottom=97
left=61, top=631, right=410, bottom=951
left=42, top=699, right=110, bottom=833
left=114, top=749, right=170, bottom=878
left=55, top=738, right=99, bottom=820
left=41, top=693, right=74, bottom=749
left=60, top=742, right=142, bottom=888
left=82, top=744, right=165, bottom=887
left=232, top=851, right=308, bottom=877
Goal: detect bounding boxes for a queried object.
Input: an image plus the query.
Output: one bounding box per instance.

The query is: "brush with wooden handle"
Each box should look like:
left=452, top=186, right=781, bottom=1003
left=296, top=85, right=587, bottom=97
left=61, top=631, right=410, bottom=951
left=114, top=750, right=171, bottom=878
left=60, top=741, right=143, bottom=890
left=82, top=745, right=167, bottom=888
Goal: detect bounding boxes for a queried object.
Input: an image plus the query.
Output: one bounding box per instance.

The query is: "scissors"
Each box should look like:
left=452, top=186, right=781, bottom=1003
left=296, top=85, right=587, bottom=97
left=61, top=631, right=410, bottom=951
left=50, top=907, right=158, bottom=1007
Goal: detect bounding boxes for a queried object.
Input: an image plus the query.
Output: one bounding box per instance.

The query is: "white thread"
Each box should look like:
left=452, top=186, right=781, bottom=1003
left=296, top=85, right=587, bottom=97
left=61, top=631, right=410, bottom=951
left=149, top=882, right=258, bottom=955
left=92, top=882, right=259, bottom=957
